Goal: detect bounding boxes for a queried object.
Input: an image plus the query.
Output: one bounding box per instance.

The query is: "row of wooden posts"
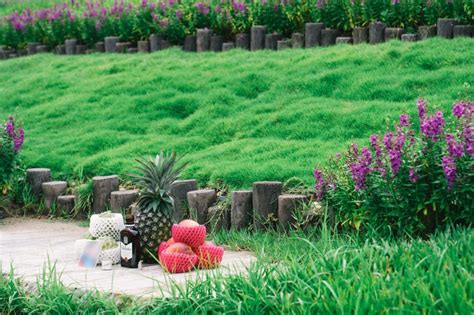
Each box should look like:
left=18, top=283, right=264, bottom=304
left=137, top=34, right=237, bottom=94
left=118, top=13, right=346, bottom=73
left=1, top=18, right=472, bottom=59
left=26, top=168, right=308, bottom=231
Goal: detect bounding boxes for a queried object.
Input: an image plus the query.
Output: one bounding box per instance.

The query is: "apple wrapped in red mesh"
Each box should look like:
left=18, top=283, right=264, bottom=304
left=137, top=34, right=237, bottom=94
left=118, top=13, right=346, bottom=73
left=159, top=251, right=198, bottom=273
left=196, top=243, right=224, bottom=269
left=171, top=224, right=206, bottom=248
left=157, top=238, right=175, bottom=256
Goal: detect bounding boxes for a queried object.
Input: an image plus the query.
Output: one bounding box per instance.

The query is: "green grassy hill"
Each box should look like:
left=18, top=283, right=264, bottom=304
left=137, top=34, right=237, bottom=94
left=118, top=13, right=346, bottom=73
left=1, top=38, right=473, bottom=188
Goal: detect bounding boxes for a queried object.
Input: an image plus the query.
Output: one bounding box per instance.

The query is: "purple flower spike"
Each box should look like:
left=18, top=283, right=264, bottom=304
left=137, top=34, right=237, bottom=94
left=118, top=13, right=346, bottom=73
left=399, top=114, right=410, bottom=127
left=409, top=167, right=418, bottom=183
left=417, top=98, right=427, bottom=121
left=446, top=134, right=464, bottom=158
left=13, top=128, right=24, bottom=152
left=313, top=168, right=326, bottom=201
left=442, top=155, right=457, bottom=188
left=452, top=102, right=465, bottom=119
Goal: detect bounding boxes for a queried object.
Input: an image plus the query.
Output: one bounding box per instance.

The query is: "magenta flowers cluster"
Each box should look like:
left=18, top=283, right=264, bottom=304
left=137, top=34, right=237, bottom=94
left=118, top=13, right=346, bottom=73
left=3, top=116, right=24, bottom=153
left=313, top=99, right=473, bottom=199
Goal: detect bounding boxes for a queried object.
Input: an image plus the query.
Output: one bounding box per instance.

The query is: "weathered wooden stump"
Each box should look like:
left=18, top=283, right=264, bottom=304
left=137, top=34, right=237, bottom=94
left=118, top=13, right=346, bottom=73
left=187, top=189, right=216, bottom=226
left=160, top=39, right=170, bottom=49
left=231, top=190, right=252, bottom=230
left=321, top=29, right=339, bottom=46
left=110, top=190, right=138, bottom=213
left=265, top=33, right=280, bottom=50
left=437, top=18, right=458, bottom=38
left=353, top=27, right=368, bottom=44
left=170, top=179, right=198, bottom=222
left=278, top=194, right=307, bottom=231
left=418, top=25, right=437, bottom=40
left=289, top=33, right=303, bottom=49
left=95, top=41, right=105, bottom=52
left=401, top=34, right=418, bottom=42
left=277, top=40, right=289, bottom=50
left=27, top=168, right=51, bottom=199
left=305, top=23, right=324, bottom=48
left=235, top=33, right=250, bottom=50
left=336, top=37, right=353, bottom=44
left=8, top=53, right=17, bottom=59
left=55, top=45, right=66, bottom=55
left=222, top=42, right=235, bottom=51
left=196, top=28, right=211, bottom=52
left=27, top=42, right=39, bottom=55
left=42, top=181, right=67, bottom=209
left=75, top=45, right=86, bottom=54
left=184, top=35, right=197, bottom=52
left=137, top=40, right=150, bottom=53
left=105, top=36, right=119, bottom=53
left=369, top=22, right=385, bottom=44
left=116, top=42, right=131, bottom=53
left=453, top=25, right=473, bottom=37
left=385, top=28, right=404, bottom=41
left=128, top=48, right=138, bottom=53
left=36, top=45, right=48, bottom=53
left=252, top=181, right=282, bottom=229
left=251, top=25, right=266, bottom=51
left=150, top=34, right=161, bottom=52
left=85, top=49, right=94, bottom=54
left=92, top=175, right=119, bottom=213
left=210, top=35, right=224, bottom=52
left=208, top=206, right=231, bottom=232
left=57, top=195, right=75, bottom=215
left=65, top=39, right=77, bottom=55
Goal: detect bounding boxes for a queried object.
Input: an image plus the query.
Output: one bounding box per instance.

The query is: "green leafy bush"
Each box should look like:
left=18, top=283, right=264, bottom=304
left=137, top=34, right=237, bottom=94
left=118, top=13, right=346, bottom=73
left=314, top=99, right=473, bottom=236
left=1, top=0, right=472, bottom=49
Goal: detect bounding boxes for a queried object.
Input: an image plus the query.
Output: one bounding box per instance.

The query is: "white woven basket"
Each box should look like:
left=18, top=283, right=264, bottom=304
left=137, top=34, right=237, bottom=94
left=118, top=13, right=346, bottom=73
left=98, top=244, right=121, bottom=265
left=89, top=212, right=125, bottom=240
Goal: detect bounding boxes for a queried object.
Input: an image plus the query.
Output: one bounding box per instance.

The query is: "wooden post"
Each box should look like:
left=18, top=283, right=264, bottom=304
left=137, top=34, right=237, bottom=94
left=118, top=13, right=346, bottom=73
left=196, top=28, right=211, bottom=52
left=222, top=42, right=235, bottom=51
left=75, top=45, right=86, bottom=54
left=265, top=33, right=280, bottom=50
left=291, top=33, right=304, bottom=48
left=252, top=181, right=282, bottom=230
left=92, top=175, right=119, bottom=213
left=208, top=206, right=231, bottom=232
left=385, top=28, right=404, bottom=41
left=305, top=23, right=324, bottom=48
left=137, top=40, right=150, bottom=53
left=187, top=189, right=217, bottom=226
left=336, top=37, right=353, bottom=44
left=65, top=39, right=77, bottom=55
left=42, top=181, right=67, bottom=209
left=437, top=18, right=458, bottom=38
left=210, top=35, right=224, bottom=52
left=27, top=42, right=39, bottom=55
left=95, top=42, right=105, bottom=52
left=184, top=35, right=197, bottom=52
left=57, top=195, right=75, bottom=215
left=321, top=29, right=339, bottom=46
left=110, top=190, right=138, bottom=213
left=26, top=168, right=51, bottom=199
left=231, top=190, right=252, bottom=230
left=170, top=179, right=198, bottom=223
left=418, top=25, right=437, bottom=40
left=235, top=33, right=250, bottom=50
left=369, top=22, right=385, bottom=44
left=104, top=36, right=119, bottom=53
left=401, top=34, right=418, bottom=42
left=150, top=34, right=162, bottom=52
left=251, top=26, right=266, bottom=51
left=353, top=27, right=368, bottom=44
left=453, top=25, right=473, bottom=38
left=278, top=194, right=307, bottom=231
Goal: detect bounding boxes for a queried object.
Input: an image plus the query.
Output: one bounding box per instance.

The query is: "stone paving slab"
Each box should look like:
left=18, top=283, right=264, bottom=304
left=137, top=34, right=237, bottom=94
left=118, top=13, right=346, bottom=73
left=0, top=218, right=255, bottom=297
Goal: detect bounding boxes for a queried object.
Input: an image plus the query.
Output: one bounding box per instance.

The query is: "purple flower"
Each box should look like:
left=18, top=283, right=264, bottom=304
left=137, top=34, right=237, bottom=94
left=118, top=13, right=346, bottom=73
left=159, top=3, right=166, bottom=11
left=452, top=102, right=465, bottom=119
left=5, top=119, right=15, bottom=138
left=175, top=9, right=182, bottom=19
left=409, top=167, right=418, bottom=183
left=417, top=98, right=427, bottom=121
left=149, top=2, right=157, bottom=10
left=399, top=114, right=410, bottom=127
left=446, top=133, right=463, bottom=158
left=13, top=128, right=24, bottom=152
left=350, top=147, right=372, bottom=190
left=317, top=0, right=325, bottom=9
left=95, top=20, right=102, bottom=30
left=392, top=0, right=400, bottom=4
left=313, top=168, right=326, bottom=201
left=421, top=111, right=445, bottom=141
left=462, top=124, right=474, bottom=157
left=370, top=134, right=383, bottom=172
left=441, top=155, right=456, bottom=188
left=215, top=5, right=221, bottom=14
left=141, top=0, right=148, bottom=8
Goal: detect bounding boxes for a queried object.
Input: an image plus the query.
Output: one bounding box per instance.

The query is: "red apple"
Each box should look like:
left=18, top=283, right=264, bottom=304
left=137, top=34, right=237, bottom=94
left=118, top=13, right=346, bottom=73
left=178, top=219, right=200, bottom=227
left=196, top=243, right=224, bottom=269
left=157, top=238, right=176, bottom=256
left=164, top=242, right=195, bottom=256
left=171, top=224, right=207, bottom=248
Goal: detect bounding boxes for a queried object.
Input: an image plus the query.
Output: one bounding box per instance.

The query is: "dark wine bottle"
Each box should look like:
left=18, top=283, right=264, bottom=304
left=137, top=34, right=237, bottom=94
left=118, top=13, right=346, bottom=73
left=120, top=215, right=141, bottom=268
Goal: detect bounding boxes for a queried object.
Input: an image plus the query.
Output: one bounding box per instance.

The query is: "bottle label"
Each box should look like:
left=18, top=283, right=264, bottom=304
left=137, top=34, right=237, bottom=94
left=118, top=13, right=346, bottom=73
left=121, top=242, right=133, bottom=260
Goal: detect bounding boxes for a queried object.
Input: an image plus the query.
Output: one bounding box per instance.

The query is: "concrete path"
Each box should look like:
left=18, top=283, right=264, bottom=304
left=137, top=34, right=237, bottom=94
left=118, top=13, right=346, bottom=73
left=0, top=218, right=255, bottom=297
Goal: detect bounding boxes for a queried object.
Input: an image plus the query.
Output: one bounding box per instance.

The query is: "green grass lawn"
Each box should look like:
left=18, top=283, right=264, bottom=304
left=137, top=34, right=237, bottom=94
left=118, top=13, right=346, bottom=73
left=1, top=226, right=472, bottom=313
left=1, top=38, right=473, bottom=188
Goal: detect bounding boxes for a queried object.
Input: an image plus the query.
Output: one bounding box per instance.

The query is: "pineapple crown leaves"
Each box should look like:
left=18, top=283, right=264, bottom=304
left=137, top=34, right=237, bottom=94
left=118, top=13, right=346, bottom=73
left=130, top=150, right=186, bottom=215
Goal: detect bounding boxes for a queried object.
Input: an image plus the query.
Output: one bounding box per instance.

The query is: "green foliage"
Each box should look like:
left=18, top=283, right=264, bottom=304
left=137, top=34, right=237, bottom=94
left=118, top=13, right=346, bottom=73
left=314, top=98, right=474, bottom=236
left=0, top=39, right=473, bottom=188
left=131, top=150, right=186, bottom=215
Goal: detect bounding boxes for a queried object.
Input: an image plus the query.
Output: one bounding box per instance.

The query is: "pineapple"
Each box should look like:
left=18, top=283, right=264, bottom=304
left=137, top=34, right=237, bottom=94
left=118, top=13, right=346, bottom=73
left=131, top=151, right=185, bottom=263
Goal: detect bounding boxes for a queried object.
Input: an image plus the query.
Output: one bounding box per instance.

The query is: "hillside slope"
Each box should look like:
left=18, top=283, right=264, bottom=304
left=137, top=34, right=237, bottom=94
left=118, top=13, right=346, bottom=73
left=1, top=38, right=473, bottom=188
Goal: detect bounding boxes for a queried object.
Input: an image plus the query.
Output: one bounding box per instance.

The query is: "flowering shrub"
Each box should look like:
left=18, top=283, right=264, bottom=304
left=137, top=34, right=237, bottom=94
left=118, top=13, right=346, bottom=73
left=314, top=99, right=473, bottom=236
left=1, top=116, right=24, bottom=190
left=0, top=0, right=472, bottom=49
